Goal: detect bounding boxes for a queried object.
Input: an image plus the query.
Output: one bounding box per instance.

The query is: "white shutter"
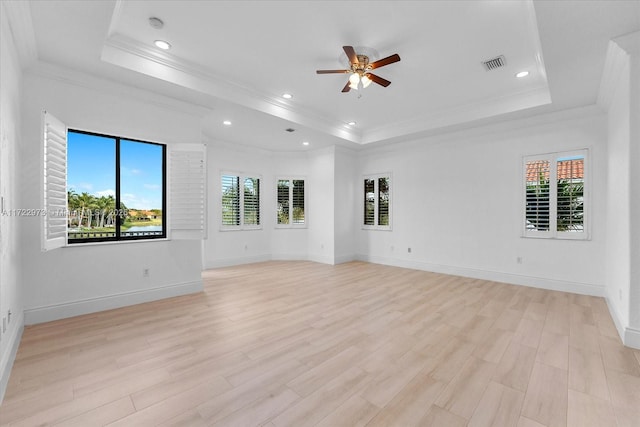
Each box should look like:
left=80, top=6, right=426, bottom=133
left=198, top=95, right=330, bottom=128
left=41, top=111, right=67, bottom=251
left=169, top=144, right=206, bottom=239
left=292, top=179, right=305, bottom=224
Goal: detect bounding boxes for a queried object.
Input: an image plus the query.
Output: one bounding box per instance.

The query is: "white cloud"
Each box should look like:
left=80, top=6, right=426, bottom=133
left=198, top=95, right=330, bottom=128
left=143, top=184, right=161, bottom=191
left=96, top=189, right=115, bottom=198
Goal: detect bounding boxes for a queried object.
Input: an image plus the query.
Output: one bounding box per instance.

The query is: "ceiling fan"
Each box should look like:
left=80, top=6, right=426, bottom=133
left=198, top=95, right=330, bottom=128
left=316, top=46, right=401, bottom=93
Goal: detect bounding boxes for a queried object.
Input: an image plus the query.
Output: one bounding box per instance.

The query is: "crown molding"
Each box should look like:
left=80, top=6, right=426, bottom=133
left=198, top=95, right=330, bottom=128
left=361, top=84, right=551, bottom=145
left=1, top=0, right=38, bottom=68
left=598, top=31, right=640, bottom=110
left=26, top=61, right=210, bottom=119
left=101, top=33, right=361, bottom=144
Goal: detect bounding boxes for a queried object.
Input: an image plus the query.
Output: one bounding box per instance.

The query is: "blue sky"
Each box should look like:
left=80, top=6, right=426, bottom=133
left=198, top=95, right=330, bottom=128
left=67, top=132, right=163, bottom=210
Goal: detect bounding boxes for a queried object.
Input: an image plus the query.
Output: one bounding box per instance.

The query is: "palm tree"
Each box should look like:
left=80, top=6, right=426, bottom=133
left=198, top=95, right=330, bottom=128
left=76, top=192, right=96, bottom=228
left=67, top=189, right=79, bottom=227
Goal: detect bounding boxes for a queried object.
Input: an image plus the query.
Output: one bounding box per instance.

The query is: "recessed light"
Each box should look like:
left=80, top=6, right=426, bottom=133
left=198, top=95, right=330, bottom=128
left=282, top=93, right=293, bottom=99
left=223, top=120, right=232, bottom=126
left=515, top=71, right=529, bottom=78
left=347, top=121, right=357, bottom=126
left=154, top=40, right=171, bottom=50
left=302, top=141, right=310, bottom=146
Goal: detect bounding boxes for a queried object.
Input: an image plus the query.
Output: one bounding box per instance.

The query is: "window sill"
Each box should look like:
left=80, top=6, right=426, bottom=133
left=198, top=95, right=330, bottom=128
left=65, top=237, right=169, bottom=248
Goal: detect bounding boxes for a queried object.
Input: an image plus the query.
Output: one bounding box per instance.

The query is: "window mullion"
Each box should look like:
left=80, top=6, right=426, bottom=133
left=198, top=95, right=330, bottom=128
left=115, top=137, right=121, bottom=239
left=549, top=157, right=558, bottom=236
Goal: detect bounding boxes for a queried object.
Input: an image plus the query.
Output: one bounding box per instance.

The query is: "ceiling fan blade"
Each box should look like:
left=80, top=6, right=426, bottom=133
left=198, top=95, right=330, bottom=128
left=366, top=73, right=391, bottom=87
left=369, top=53, right=401, bottom=70
left=343, top=46, right=358, bottom=65
left=341, top=81, right=351, bottom=93
left=316, top=69, right=351, bottom=74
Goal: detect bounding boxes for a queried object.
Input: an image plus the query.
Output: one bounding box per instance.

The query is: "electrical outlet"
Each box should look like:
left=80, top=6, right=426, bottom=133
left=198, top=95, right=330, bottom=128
left=143, top=268, right=150, bottom=277
left=407, top=247, right=412, bottom=253
left=517, top=256, right=523, bottom=264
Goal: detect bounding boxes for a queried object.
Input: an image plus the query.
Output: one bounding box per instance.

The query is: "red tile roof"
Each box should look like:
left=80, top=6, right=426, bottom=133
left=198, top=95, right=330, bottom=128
left=526, top=159, right=584, bottom=182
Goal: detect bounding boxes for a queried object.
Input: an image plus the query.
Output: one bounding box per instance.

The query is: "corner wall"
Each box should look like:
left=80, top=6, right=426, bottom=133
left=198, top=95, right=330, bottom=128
left=0, top=4, right=25, bottom=401
left=20, top=67, right=204, bottom=325
left=601, top=32, right=640, bottom=348
left=357, top=107, right=608, bottom=297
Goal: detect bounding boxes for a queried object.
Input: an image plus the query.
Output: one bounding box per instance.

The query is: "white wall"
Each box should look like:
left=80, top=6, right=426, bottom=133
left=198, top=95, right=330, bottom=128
left=20, top=68, right=204, bottom=324
left=601, top=32, right=640, bottom=348
left=334, top=146, right=357, bottom=263
left=605, top=58, right=631, bottom=332
left=357, top=107, right=608, bottom=296
left=0, top=5, right=25, bottom=401
left=307, top=147, right=335, bottom=264
left=203, top=140, right=274, bottom=268
left=271, top=151, right=310, bottom=261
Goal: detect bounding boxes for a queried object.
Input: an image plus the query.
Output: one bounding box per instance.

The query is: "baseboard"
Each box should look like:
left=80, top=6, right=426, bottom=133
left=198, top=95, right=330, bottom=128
left=271, top=253, right=309, bottom=261
left=204, top=254, right=271, bottom=269
left=624, top=327, right=640, bottom=349
left=0, top=310, right=24, bottom=404
left=334, top=254, right=356, bottom=265
left=357, top=254, right=605, bottom=297
left=24, top=280, right=203, bottom=325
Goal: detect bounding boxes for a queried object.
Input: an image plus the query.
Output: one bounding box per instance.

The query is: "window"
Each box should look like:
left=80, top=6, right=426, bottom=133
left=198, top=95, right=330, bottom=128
left=277, top=178, right=305, bottom=227
left=524, top=149, right=587, bottom=239
left=41, top=111, right=206, bottom=251
left=221, top=173, right=261, bottom=229
left=66, top=129, right=166, bottom=243
left=363, top=174, right=391, bottom=229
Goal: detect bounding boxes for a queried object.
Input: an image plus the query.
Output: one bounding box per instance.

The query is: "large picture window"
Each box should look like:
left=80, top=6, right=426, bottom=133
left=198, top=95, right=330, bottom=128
left=42, top=112, right=205, bottom=251
left=67, top=129, right=166, bottom=243
left=277, top=178, right=305, bottom=227
left=524, top=149, right=587, bottom=239
left=363, top=174, right=391, bottom=229
left=221, top=173, right=261, bottom=229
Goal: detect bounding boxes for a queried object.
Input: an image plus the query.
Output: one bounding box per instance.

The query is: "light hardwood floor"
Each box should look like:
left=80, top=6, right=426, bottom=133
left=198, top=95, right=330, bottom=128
left=1, top=261, right=639, bottom=426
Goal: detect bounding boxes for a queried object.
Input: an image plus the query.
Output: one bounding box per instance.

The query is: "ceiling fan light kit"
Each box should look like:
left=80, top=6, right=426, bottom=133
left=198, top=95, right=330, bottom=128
left=317, top=46, right=400, bottom=93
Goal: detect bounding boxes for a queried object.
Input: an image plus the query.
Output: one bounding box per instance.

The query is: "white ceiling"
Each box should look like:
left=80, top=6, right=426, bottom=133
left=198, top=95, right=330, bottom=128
left=20, top=0, right=640, bottom=151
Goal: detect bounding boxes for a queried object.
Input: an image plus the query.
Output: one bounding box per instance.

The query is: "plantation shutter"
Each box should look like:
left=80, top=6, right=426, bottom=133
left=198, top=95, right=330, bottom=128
left=169, top=143, right=207, bottom=239
left=378, top=177, right=390, bottom=226
left=292, top=179, right=305, bottom=224
left=364, top=179, right=375, bottom=226
left=221, top=174, right=240, bottom=226
left=41, top=111, right=67, bottom=251
left=524, top=150, right=587, bottom=239
left=277, top=179, right=290, bottom=225
left=524, top=159, right=551, bottom=235
left=556, top=156, right=585, bottom=233
left=243, top=177, right=260, bottom=226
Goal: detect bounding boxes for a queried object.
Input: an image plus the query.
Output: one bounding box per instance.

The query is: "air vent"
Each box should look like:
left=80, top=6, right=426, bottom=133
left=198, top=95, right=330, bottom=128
left=482, top=55, right=506, bottom=71
left=285, top=128, right=296, bottom=133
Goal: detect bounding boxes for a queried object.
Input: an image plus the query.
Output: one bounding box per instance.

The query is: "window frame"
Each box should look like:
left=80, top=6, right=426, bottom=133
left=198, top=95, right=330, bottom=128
left=362, top=173, right=392, bottom=231
left=522, top=149, right=589, bottom=240
left=275, top=177, right=307, bottom=229
left=66, top=128, right=167, bottom=244
left=220, top=171, right=262, bottom=231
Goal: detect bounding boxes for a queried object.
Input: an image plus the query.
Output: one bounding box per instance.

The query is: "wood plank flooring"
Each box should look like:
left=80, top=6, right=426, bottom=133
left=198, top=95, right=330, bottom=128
left=1, top=261, right=639, bottom=426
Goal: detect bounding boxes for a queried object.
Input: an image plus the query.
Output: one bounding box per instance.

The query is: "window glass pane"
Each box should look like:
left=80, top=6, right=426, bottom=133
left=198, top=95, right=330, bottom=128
left=292, top=180, right=305, bottom=224
left=222, top=175, right=240, bottom=226
left=243, top=177, right=260, bottom=225
left=557, top=156, right=584, bottom=232
left=120, top=140, right=164, bottom=238
left=525, top=160, right=550, bottom=231
left=277, top=179, right=290, bottom=225
left=364, top=179, right=375, bottom=225
left=67, top=131, right=116, bottom=241
left=378, top=177, right=390, bottom=226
